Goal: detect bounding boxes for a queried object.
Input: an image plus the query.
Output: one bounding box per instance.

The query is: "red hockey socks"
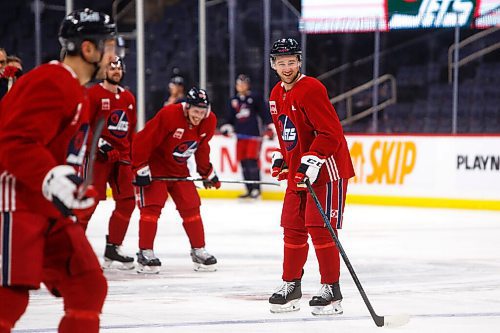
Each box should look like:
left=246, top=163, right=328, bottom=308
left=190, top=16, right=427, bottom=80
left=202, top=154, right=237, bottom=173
left=0, top=286, right=29, bottom=333
left=57, top=271, right=107, bottom=333
left=108, top=198, right=134, bottom=245
left=180, top=208, right=205, bottom=248
left=282, top=227, right=309, bottom=281
left=138, top=213, right=159, bottom=249
left=309, top=226, right=340, bottom=284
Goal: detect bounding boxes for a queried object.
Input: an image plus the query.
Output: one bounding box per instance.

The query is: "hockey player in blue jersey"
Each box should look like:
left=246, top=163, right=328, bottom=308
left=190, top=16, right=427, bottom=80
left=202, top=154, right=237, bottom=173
left=220, top=74, right=275, bottom=199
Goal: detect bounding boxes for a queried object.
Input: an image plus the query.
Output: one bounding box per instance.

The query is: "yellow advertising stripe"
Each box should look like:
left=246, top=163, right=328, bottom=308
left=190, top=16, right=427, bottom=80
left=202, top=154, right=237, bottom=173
left=196, top=190, right=500, bottom=211
left=346, top=195, right=500, bottom=211
left=108, top=188, right=500, bottom=211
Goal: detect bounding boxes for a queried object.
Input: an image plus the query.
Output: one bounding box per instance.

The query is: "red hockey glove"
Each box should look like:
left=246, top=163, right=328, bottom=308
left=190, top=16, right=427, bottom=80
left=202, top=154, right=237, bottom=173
left=133, top=165, right=152, bottom=187
left=42, top=165, right=96, bottom=217
left=97, top=138, right=120, bottom=163
left=271, top=151, right=288, bottom=181
left=263, top=124, right=276, bottom=140
left=294, top=153, right=325, bottom=187
left=202, top=165, right=221, bottom=189
left=219, top=124, right=234, bottom=137
left=1, top=65, right=22, bottom=79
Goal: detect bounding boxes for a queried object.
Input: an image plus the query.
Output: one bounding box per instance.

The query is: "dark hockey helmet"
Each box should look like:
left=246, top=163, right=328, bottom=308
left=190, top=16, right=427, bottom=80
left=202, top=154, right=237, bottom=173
left=109, top=56, right=125, bottom=72
left=236, top=74, right=251, bottom=84
left=170, top=75, right=185, bottom=86
left=270, top=38, right=302, bottom=68
left=270, top=38, right=301, bottom=58
left=59, top=8, right=116, bottom=55
left=186, top=87, right=210, bottom=109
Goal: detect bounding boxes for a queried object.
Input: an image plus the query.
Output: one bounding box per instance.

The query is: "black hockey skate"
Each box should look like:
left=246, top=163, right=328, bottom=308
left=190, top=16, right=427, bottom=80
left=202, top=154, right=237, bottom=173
left=269, top=279, right=302, bottom=313
left=190, top=247, right=217, bottom=272
left=103, top=236, right=134, bottom=270
left=136, top=249, right=161, bottom=274
left=238, top=189, right=261, bottom=200
left=309, top=282, right=343, bottom=316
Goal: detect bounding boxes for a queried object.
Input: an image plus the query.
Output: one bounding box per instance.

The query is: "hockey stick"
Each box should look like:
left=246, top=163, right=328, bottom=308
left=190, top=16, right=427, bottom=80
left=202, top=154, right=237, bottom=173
left=304, top=179, right=409, bottom=328
left=152, top=176, right=280, bottom=186
left=77, top=117, right=105, bottom=199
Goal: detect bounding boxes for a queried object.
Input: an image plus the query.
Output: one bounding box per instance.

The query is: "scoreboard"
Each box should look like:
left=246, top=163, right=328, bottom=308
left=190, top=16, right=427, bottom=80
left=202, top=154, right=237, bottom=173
left=300, top=0, right=500, bottom=33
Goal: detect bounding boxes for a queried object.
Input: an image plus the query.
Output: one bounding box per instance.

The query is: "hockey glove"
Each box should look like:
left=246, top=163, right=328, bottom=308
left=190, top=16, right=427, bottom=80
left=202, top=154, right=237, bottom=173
left=42, top=165, right=96, bottom=217
left=97, top=138, right=120, bottom=163
left=133, top=165, right=152, bottom=187
left=1, top=65, right=22, bottom=79
left=271, top=151, right=289, bottom=181
left=263, top=124, right=276, bottom=140
left=219, top=124, right=234, bottom=137
left=202, top=165, right=221, bottom=189
left=294, top=153, right=325, bottom=187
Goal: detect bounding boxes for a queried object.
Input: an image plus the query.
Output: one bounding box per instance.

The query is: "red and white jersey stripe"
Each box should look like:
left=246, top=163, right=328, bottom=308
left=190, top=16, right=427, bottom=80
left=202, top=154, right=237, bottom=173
left=0, top=171, right=16, bottom=212
left=325, top=156, right=340, bottom=182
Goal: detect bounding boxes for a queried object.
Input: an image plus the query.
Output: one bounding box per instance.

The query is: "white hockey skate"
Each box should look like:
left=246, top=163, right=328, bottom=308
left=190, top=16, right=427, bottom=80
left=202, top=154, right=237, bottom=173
left=190, top=247, right=217, bottom=272
left=269, top=280, right=302, bottom=313
left=102, top=237, right=134, bottom=270
left=309, top=283, right=343, bottom=316
left=136, top=249, right=161, bottom=274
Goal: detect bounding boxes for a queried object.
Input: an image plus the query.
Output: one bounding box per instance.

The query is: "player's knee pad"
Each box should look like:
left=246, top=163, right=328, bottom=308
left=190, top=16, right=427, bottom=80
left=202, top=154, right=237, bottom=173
left=0, top=286, right=29, bottom=331
left=308, top=226, right=336, bottom=248
left=62, top=270, right=107, bottom=314
left=179, top=207, right=201, bottom=223
left=140, top=205, right=162, bottom=223
left=114, top=197, right=135, bottom=219
left=283, top=227, right=308, bottom=246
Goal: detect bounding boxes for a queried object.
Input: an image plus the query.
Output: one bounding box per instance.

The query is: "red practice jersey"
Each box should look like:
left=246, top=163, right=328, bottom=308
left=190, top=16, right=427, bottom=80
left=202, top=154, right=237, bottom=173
left=0, top=61, right=90, bottom=218
left=269, top=75, right=354, bottom=191
left=87, top=83, right=137, bottom=161
left=132, top=103, right=217, bottom=178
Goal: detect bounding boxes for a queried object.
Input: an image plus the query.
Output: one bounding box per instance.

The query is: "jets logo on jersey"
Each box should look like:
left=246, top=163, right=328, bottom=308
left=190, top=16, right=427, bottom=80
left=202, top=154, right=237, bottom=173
left=236, top=105, right=251, bottom=120
left=173, top=140, right=198, bottom=163
left=66, top=123, right=89, bottom=166
left=278, top=114, right=298, bottom=151
left=107, top=110, right=129, bottom=138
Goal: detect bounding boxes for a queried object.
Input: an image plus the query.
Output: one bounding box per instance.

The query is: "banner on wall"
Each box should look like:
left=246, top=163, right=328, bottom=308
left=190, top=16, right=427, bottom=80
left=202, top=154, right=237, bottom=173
left=206, top=135, right=500, bottom=209
left=300, top=0, right=500, bottom=33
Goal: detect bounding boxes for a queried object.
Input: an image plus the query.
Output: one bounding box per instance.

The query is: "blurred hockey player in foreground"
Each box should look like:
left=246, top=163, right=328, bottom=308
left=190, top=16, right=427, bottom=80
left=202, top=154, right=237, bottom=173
left=79, top=56, right=137, bottom=270
left=267, top=38, right=355, bottom=315
left=0, top=8, right=119, bottom=333
left=132, top=87, right=220, bottom=274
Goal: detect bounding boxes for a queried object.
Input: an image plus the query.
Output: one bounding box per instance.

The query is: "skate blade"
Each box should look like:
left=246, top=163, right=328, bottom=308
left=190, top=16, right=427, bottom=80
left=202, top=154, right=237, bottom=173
left=311, top=300, right=343, bottom=316
left=102, top=259, right=135, bottom=270
left=136, top=264, right=160, bottom=274
left=270, top=299, right=300, bottom=313
left=193, top=262, right=217, bottom=272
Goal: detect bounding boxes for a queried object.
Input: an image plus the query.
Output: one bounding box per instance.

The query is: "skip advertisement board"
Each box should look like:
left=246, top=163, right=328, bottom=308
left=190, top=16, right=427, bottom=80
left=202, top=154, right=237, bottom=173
left=200, top=135, right=500, bottom=210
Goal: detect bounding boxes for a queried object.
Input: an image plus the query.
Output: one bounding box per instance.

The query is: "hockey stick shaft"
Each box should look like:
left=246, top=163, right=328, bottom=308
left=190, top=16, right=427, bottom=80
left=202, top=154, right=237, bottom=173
left=304, top=179, right=385, bottom=327
left=77, top=117, right=105, bottom=199
left=152, top=177, right=280, bottom=186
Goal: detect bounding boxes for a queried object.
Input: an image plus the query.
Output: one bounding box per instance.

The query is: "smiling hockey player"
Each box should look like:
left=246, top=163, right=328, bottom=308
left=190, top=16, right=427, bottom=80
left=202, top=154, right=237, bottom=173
left=131, top=87, right=220, bottom=274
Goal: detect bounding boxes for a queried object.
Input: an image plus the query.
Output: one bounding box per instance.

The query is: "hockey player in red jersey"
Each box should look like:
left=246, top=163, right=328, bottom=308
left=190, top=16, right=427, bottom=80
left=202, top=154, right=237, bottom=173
left=131, top=87, right=220, bottom=274
left=79, top=56, right=137, bottom=270
left=267, top=38, right=355, bottom=315
left=0, top=9, right=119, bottom=333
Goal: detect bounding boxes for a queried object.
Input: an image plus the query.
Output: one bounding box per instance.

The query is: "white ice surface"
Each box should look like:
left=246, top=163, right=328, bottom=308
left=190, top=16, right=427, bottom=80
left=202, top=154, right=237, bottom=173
left=13, top=199, right=500, bottom=332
